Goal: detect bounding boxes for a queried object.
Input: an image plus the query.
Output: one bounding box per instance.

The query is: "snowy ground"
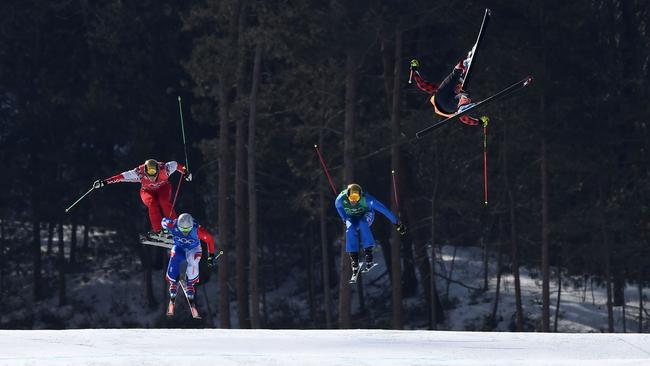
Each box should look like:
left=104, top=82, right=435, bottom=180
left=1, top=329, right=650, bottom=366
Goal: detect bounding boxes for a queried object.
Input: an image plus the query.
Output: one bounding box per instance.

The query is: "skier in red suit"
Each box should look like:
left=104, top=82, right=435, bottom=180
left=93, top=159, right=191, bottom=236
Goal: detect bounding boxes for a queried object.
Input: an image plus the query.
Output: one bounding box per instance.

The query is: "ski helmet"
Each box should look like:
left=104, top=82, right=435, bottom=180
left=346, top=183, right=362, bottom=203
left=177, top=213, right=194, bottom=233
left=144, top=159, right=159, bottom=177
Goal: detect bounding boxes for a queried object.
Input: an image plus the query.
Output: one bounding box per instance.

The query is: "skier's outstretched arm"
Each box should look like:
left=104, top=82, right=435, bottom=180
left=97, top=168, right=140, bottom=187
left=365, top=193, right=398, bottom=225
left=197, top=225, right=216, bottom=255
left=334, top=192, right=348, bottom=221
left=165, top=161, right=191, bottom=181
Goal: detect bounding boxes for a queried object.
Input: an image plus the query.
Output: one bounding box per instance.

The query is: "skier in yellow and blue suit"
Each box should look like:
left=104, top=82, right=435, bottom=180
left=335, top=183, right=406, bottom=273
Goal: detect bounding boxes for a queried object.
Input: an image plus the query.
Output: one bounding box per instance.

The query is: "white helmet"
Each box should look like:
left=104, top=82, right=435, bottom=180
left=177, top=213, right=194, bottom=232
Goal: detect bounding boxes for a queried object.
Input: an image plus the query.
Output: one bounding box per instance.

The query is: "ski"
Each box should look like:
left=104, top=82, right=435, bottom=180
left=139, top=233, right=173, bottom=249
left=416, top=76, right=533, bottom=139
left=166, top=298, right=175, bottom=317
left=179, top=279, right=201, bottom=319
left=361, top=262, right=378, bottom=273
left=349, top=262, right=365, bottom=284
left=461, top=8, right=491, bottom=91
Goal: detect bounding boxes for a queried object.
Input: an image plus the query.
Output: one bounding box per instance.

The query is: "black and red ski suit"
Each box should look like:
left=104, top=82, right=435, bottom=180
left=412, top=69, right=480, bottom=125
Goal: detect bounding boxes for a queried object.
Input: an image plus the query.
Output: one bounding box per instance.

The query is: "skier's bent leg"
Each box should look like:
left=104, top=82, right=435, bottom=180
left=140, top=189, right=163, bottom=232
left=358, top=219, right=376, bottom=251
left=345, top=219, right=360, bottom=253
left=166, top=247, right=185, bottom=299
left=184, top=246, right=202, bottom=300
left=158, top=184, right=176, bottom=219
left=459, top=115, right=480, bottom=126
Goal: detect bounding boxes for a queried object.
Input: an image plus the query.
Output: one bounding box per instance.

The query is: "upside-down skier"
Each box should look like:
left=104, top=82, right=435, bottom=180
left=162, top=213, right=217, bottom=317
left=92, top=159, right=191, bottom=237
left=409, top=57, right=489, bottom=128
left=335, top=184, right=406, bottom=283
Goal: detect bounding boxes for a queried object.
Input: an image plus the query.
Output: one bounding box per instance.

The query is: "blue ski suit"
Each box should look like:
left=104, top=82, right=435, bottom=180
left=335, top=189, right=398, bottom=253
left=162, top=217, right=216, bottom=286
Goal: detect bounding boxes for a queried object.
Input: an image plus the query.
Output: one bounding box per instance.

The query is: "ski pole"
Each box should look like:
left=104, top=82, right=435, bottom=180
left=170, top=174, right=184, bottom=215
left=391, top=170, right=401, bottom=216
left=170, top=95, right=190, bottom=215
left=408, top=70, right=413, bottom=84
left=65, top=185, right=95, bottom=213
left=178, top=96, right=190, bottom=172
left=314, top=144, right=337, bottom=195
left=483, top=125, right=488, bottom=205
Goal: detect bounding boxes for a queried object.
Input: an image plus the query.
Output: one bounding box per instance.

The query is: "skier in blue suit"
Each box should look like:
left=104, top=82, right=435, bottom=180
left=162, top=213, right=217, bottom=301
left=335, top=183, right=406, bottom=273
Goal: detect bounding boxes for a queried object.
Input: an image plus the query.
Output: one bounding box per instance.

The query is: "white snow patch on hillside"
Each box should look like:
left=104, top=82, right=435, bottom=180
left=1, top=329, right=650, bottom=366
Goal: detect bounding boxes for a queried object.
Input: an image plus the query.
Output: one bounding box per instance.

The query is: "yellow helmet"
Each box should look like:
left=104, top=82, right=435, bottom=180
left=144, top=159, right=159, bottom=177
left=346, top=183, right=362, bottom=203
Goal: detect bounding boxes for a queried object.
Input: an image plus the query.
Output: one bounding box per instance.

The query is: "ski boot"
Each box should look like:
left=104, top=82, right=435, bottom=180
left=457, top=93, right=475, bottom=113
left=363, top=247, right=374, bottom=269
left=146, top=230, right=163, bottom=240
left=350, top=252, right=360, bottom=273
left=169, top=281, right=178, bottom=300
left=185, top=283, right=195, bottom=301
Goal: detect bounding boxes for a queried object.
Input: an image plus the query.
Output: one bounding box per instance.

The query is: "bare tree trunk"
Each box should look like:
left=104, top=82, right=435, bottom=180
left=639, top=280, right=644, bottom=333
left=235, top=70, right=250, bottom=330
left=248, top=43, right=262, bottom=329
left=503, top=122, right=524, bottom=331
left=233, top=0, right=250, bottom=330
left=32, top=219, right=42, bottom=301
left=338, top=47, right=358, bottom=329
left=143, top=245, right=156, bottom=308
left=622, top=297, right=627, bottom=333
left=554, top=256, right=562, bottom=332
left=602, top=213, right=614, bottom=332
left=47, top=222, right=54, bottom=255
left=483, top=237, right=489, bottom=292
left=490, top=220, right=503, bottom=330
left=318, top=133, right=333, bottom=329
left=0, top=219, right=4, bottom=294
left=69, top=218, right=77, bottom=269
left=57, top=222, right=66, bottom=306
left=389, top=27, right=403, bottom=329
left=83, top=222, right=89, bottom=251
left=308, top=228, right=316, bottom=326
left=218, top=77, right=232, bottom=329
left=541, top=136, right=550, bottom=332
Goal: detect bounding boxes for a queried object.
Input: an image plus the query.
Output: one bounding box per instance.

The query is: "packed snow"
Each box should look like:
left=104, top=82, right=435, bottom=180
left=1, top=328, right=650, bottom=365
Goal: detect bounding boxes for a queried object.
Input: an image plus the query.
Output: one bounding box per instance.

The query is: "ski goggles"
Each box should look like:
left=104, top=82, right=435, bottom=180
left=145, top=165, right=159, bottom=176
left=179, top=226, right=192, bottom=234
left=348, top=192, right=361, bottom=203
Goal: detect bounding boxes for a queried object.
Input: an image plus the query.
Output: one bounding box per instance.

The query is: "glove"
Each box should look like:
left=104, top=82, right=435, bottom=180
left=395, top=222, right=406, bottom=236
left=184, top=172, right=192, bottom=182
left=207, top=253, right=217, bottom=268
left=480, top=116, right=489, bottom=128
left=93, top=179, right=106, bottom=189
left=409, top=59, right=419, bottom=71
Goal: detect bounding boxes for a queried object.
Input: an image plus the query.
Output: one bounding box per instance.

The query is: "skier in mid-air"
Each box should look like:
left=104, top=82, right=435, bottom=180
left=93, top=159, right=191, bottom=237
left=162, top=213, right=217, bottom=316
left=335, top=183, right=406, bottom=279
left=409, top=56, right=489, bottom=128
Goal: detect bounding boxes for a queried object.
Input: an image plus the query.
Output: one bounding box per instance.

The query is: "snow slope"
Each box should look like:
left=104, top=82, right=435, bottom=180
left=1, top=329, right=650, bottom=366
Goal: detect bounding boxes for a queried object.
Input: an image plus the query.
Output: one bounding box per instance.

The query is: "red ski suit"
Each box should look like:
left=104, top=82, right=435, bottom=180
left=105, top=161, right=185, bottom=232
